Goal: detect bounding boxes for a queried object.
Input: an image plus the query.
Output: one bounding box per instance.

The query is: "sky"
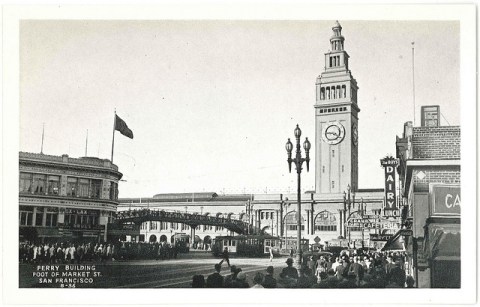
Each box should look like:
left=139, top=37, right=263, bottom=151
left=19, top=20, right=460, bottom=197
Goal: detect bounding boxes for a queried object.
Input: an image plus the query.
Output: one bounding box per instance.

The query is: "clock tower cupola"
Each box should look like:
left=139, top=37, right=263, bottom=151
left=314, top=21, right=360, bottom=194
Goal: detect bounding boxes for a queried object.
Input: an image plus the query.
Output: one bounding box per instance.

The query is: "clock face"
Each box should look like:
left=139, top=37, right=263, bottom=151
left=352, top=123, right=358, bottom=146
left=322, top=122, right=345, bottom=145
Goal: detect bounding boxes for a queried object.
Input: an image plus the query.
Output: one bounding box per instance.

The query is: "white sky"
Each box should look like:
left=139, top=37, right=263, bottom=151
left=19, top=20, right=460, bottom=197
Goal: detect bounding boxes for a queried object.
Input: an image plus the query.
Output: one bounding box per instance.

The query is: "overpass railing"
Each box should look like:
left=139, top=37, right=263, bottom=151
left=115, top=209, right=261, bottom=235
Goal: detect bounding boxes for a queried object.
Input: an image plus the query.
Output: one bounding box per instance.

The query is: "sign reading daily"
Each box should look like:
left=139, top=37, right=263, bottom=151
left=431, top=184, right=460, bottom=216
left=380, top=156, right=399, bottom=212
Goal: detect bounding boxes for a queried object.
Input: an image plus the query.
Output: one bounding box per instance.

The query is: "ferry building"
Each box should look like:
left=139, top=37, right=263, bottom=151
left=117, top=21, right=395, bottom=250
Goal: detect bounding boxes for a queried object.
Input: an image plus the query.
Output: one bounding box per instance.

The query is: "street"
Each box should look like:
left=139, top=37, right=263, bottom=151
left=19, top=252, right=290, bottom=288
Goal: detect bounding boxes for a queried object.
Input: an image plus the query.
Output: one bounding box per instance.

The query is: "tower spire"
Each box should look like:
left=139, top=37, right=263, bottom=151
left=330, top=20, right=345, bottom=51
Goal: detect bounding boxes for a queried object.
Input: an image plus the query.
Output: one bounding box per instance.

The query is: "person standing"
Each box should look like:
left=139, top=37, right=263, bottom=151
left=206, top=264, right=224, bottom=288
left=269, top=247, right=274, bottom=262
left=279, top=258, right=299, bottom=287
left=219, top=247, right=230, bottom=267
left=262, top=266, right=277, bottom=288
left=251, top=272, right=264, bottom=288
left=224, top=265, right=239, bottom=288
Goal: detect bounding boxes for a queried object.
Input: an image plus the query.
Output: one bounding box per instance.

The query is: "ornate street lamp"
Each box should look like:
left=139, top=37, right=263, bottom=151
left=285, top=124, right=310, bottom=269
left=343, top=184, right=356, bottom=246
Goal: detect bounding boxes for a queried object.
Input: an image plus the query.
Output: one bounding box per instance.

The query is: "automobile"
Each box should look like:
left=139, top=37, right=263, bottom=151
left=301, top=250, right=333, bottom=262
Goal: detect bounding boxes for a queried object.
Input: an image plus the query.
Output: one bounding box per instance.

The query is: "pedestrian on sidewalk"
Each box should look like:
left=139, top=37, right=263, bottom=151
left=219, top=247, right=230, bottom=267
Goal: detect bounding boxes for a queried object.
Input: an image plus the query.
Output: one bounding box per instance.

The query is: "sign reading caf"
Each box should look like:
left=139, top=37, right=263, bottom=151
left=430, top=184, right=461, bottom=216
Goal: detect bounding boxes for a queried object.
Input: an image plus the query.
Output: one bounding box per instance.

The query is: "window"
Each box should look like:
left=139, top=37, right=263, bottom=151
left=45, top=209, right=58, bottom=227
left=64, top=209, right=99, bottom=229
left=315, top=225, right=337, bottom=231
left=47, top=175, right=60, bottom=195
left=90, top=179, right=102, bottom=199
left=78, top=178, right=90, bottom=197
left=19, top=173, right=32, bottom=193
left=322, top=166, right=325, bottom=173
left=19, top=206, right=33, bottom=226
left=110, top=182, right=118, bottom=200
left=342, top=165, right=344, bottom=172
left=35, top=209, right=43, bottom=226
left=67, top=177, right=78, bottom=197
left=288, top=225, right=305, bottom=231
left=332, top=150, right=335, bottom=157
left=32, top=174, right=47, bottom=195
left=150, top=221, right=157, bottom=230
left=261, top=212, right=265, bottom=219
left=332, top=181, right=335, bottom=189
left=320, top=88, right=325, bottom=100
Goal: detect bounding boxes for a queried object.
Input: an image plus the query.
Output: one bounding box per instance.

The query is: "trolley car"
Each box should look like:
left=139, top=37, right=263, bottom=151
left=212, top=234, right=281, bottom=257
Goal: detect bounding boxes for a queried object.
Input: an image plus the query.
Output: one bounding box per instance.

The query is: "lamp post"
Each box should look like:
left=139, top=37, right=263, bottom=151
left=343, top=184, right=355, bottom=247
left=285, top=124, right=311, bottom=269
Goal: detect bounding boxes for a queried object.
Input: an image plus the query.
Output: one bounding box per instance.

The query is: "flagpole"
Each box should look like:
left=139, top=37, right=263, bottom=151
left=40, top=123, right=45, bottom=154
left=111, top=109, right=116, bottom=162
left=85, top=129, right=88, bottom=156
left=412, top=42, right=416, bottom=126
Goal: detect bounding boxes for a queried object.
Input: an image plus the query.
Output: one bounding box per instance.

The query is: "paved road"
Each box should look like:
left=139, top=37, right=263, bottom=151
left=19, top=253, right=292, bottom=288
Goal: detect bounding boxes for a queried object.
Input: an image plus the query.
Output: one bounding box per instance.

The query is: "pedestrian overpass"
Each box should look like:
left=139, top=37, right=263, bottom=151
left=115, top=208, right=260, bottom=235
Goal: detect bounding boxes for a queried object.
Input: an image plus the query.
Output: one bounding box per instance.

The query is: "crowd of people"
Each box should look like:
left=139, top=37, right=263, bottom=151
left=19, top=241, right=185, bottom=264
left=192, top=251, right=415, bottom=288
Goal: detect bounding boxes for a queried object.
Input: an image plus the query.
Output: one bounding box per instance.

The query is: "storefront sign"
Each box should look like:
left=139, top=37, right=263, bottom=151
left=370, top=234, right=393, bottom=241
left=347, top=218, right=400, bottom=230
left=380, top=156, right=399, bottom=211
left=430, top=184, right=460, bottom=216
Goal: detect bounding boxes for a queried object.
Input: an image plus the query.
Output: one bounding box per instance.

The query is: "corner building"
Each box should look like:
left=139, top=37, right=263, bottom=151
left=396, top=121, right=461, bottom=288
left=19, top=152, right=122, bottom=243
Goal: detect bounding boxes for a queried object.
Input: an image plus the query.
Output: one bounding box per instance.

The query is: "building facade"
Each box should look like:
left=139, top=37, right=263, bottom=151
left=118, top=22, right=397, bottom=250
left=19, top=152, right=123, bottom=243
left=395, top=120, right=461, bottom=288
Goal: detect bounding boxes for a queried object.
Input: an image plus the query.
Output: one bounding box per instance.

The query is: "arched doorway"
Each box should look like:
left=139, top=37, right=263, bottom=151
left=160, top=235, right=167, bottom=242
left=204, top=235, right=212, bottom=250
left=194, top=235, right=202, bottom=249
left=149, top=234, right=157, bottom=243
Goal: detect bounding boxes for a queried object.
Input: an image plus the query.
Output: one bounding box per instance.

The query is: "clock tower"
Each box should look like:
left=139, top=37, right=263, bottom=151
left=315, top=21, right=360, bottom=193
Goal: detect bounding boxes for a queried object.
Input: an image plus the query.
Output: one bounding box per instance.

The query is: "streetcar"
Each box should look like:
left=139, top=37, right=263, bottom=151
left=173, top=233, right=190, bottom=253
left=280, top=237, right=310, bottom=254
left=212, top=234, right=281, bottom=257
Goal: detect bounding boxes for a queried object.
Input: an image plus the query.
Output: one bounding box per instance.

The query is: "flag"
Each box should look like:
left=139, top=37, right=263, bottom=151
left=115, top=114, right=134, bottom=139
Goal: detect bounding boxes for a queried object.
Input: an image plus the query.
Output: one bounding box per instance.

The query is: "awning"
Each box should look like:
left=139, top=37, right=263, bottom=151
left=426, top=223, right=460, bottom=260
left=381, top=229, right=412, bottom=251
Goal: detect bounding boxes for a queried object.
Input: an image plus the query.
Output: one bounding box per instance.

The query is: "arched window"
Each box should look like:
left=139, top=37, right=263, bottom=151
left=284, top=211, right=305, bottom=234
left=314, top=211, right=337, bottom=232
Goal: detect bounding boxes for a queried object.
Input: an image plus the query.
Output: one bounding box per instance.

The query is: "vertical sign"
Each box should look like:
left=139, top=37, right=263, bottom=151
left=380, top=156, right=399, bottom=212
